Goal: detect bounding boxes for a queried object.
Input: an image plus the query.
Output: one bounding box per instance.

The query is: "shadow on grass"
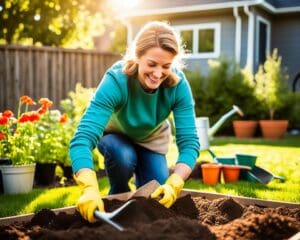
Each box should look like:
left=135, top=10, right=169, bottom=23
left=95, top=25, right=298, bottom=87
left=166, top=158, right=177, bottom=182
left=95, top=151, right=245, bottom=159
left=30, top=192, right=75, bottom=214
left=211, top=135, right=300, bottom=148
left=0, top=189, right=44, bottom=218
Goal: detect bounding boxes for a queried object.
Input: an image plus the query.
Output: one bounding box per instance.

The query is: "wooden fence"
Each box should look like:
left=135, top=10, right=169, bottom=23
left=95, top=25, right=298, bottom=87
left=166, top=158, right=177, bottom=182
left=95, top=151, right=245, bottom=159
left=0, top=45, right=121, bottom=112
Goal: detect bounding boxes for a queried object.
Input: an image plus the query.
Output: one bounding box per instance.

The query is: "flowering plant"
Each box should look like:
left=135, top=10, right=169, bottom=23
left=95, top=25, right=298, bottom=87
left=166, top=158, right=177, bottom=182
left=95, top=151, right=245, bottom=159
left=0, top=96, right=52, bottom=165
left=55, top=111, right=73, bottom=167
left=34, top=109, right=70, bottom=164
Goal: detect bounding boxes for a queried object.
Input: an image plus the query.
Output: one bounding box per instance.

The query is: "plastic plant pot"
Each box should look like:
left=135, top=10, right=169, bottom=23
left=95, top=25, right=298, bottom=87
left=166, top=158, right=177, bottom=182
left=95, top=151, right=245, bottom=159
left=235, top=154, right=257, bottom=180
left=201, top=163, right=222, bottom=185
left=222, top=165, right=241, bottom=183
left=235, top=154, right=257, bottom=168
left=215, top=157, right=236, bottom=165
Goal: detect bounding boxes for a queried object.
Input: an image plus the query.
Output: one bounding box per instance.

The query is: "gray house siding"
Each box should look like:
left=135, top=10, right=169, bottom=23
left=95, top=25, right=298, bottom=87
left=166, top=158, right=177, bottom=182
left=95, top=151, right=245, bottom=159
left=129, top=11, right=237, bottom=75
left=173, top=12, right=236, bottom=74
left=125, top=1, right=300, bottom=89
left=272, top=13, right=300, bottom=89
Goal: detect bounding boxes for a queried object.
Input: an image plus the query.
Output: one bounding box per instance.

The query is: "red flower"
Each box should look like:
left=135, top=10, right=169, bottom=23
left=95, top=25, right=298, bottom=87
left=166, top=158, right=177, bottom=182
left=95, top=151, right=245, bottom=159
left=39, top=98, right=53, bottom=109
left=0, top=115, right=9, bottom=125
left=59, top=113, right=68, bottom=123
left=19, top=113, right=30, bottom=123
left=0, top=132, right=6, bottom=140
left=20, top=96, right=36, bottom=105
left=28, top=111, right=40, bottom=122
left=2, top=110, right=14, bottom=118
left=37, top=106, right=47, bottom=115
left=19, top=111, right=40, bottom=123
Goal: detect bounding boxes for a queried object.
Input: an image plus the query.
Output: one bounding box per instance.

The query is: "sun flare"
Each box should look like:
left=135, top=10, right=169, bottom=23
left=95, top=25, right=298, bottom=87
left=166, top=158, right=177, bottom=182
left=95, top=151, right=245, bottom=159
left=111, top=0, right=139, bottom=11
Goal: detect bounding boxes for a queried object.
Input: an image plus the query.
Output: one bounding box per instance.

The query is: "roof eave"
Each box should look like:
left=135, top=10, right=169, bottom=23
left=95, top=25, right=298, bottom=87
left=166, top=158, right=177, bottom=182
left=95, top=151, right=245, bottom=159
left=122, top=0, right=300, bottom=19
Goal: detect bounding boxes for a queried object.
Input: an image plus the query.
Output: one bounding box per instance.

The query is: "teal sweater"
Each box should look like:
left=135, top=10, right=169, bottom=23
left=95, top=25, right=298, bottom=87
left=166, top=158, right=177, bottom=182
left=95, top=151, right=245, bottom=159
left=70, top=61, right=200, bottom=173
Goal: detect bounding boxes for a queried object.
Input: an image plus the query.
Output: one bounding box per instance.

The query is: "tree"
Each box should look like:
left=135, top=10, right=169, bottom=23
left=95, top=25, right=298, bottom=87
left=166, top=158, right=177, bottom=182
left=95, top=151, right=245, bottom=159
left=0, top=0, right=110, bottom=48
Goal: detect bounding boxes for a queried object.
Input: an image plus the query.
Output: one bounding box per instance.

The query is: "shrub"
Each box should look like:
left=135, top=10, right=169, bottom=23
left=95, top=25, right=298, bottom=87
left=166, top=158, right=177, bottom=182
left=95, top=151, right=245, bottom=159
left=254, top=49, right=289, bottom=120
left=185, top=57, right=263, bottom=135
left=277, top=92, right=300, bottom=129
left=60, top=83, right=103, bottom=169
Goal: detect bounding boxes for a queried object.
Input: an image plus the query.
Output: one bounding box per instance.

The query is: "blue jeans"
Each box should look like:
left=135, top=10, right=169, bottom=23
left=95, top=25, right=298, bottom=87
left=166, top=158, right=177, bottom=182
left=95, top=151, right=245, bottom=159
left=97, top=133, right=169, bottom=194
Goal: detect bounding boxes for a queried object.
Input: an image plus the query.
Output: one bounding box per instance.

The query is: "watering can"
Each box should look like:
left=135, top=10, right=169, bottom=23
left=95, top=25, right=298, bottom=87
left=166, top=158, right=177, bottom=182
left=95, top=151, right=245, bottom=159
left=196, top=105, right=244, bottom=150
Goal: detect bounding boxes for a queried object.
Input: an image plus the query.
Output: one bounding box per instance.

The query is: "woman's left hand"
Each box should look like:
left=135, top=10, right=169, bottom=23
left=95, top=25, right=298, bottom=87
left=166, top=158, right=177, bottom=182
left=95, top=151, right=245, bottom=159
left=151, top=173, right=184, bottom=208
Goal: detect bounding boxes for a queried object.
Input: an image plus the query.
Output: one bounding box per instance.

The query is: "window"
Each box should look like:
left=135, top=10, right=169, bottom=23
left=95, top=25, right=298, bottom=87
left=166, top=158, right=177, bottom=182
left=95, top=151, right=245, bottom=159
left=181, top=30, right=193, bottom=53
left=256, top=16, right=270, bottom=65
left=173, top=23, right=221, bottom=58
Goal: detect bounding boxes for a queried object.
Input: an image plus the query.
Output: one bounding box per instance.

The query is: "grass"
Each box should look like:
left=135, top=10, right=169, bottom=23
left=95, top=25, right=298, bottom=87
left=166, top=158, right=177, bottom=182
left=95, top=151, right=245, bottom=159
left=185, top=135, right=300, bottom=203
left=0, top=135, right=299, bottom=218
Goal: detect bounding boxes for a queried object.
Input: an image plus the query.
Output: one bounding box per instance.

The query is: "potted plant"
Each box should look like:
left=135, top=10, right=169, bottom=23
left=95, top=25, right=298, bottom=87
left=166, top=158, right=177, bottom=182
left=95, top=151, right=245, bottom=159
left=230, top=68, right=264, bottom=138
left=34, top=106, right=66, bottom=186
left=254, top=49, right=289, bottom=139
left=0, top=96, right=46, bottom=194
left=56, top=84, right=96, bottom=179
left=55, top=112, right=74, bottom=180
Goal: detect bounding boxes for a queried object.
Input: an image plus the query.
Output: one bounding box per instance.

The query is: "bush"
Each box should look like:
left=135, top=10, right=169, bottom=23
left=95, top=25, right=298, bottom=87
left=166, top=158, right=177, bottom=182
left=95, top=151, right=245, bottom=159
left=185, top=57, right=263, bottom=135
left=254, top=49, right=289, bottom=120
left=277, top=92, right=300, bottom=130
left=60, top=83, right=103, bottom=169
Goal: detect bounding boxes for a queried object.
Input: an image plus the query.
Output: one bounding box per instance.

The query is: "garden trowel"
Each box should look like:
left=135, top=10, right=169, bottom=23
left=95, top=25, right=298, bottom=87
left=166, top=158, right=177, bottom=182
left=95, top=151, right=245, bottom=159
left=131, top=179, right=160, bottom=198
left=94, top=180, right=160, bottom=231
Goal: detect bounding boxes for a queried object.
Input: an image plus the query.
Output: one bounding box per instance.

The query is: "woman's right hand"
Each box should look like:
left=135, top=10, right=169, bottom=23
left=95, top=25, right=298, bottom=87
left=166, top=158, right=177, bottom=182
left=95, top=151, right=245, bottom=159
left=74, top=169, right=104, bottom=222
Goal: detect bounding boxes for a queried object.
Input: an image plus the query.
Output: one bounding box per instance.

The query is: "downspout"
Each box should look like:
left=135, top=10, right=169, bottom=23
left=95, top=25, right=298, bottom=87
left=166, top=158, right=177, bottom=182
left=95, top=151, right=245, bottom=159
left=244, top=5, right=254, bottom=72
left=233, top=7, right=241, bottom=64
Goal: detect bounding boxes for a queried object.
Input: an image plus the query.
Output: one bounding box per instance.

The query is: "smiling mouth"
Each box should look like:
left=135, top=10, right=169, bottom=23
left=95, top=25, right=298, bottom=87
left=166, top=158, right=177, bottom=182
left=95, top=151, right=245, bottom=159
left=148, top=74, right=165, bottom=85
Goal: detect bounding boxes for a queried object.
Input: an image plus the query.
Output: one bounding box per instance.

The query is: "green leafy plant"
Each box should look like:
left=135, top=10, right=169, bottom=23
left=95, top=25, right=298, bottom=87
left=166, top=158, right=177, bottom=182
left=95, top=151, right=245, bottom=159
left=185, top=57, right=263, bottom=135
left=0, top=96, right=51, bottom=165
left=55, top=112, right=74, bottom=167
left=254, top=49, right=289, bottom=120
left=60, top=83, right=100, bottom=167
left=61, top=83, right=95, bottom=126
left=34, top=110, right=66, bottom=164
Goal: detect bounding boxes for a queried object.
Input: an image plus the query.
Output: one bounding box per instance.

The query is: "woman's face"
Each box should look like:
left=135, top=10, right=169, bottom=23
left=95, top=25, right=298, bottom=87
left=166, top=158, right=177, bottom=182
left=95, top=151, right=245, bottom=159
left=137, top=47, right=175, bottom=93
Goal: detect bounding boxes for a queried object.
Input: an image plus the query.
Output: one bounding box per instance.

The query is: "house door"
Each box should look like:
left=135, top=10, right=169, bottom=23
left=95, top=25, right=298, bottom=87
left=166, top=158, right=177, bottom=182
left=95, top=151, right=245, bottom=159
left=256, top=16, right=270, bottom=66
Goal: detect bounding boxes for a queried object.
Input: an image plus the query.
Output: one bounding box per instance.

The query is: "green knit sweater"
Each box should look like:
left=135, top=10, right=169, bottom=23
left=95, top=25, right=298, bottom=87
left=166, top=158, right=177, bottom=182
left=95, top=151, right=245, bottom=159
left=70, top=61, right=200, bottom=173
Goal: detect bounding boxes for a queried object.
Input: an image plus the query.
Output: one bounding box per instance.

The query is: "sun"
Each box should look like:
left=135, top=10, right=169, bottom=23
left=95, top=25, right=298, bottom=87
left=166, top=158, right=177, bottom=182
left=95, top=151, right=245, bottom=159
left=111, top=0, right=139, bottom=11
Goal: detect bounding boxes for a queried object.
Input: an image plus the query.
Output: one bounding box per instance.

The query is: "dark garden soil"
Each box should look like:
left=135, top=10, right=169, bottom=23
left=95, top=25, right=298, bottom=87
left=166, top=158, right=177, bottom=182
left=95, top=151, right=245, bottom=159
left=1, top=195, right=299, bottom=240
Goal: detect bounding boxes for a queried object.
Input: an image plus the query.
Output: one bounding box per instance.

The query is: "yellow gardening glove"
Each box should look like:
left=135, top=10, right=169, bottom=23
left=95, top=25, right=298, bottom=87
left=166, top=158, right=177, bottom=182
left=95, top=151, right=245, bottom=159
left=74, top=170, right=104, bottom=223
left=151, top=173, right=184, bottom=208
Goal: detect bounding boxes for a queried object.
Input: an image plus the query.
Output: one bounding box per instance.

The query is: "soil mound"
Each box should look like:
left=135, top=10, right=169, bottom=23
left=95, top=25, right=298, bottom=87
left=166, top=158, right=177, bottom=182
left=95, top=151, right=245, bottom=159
left=0, top=195, right=299, bottom=240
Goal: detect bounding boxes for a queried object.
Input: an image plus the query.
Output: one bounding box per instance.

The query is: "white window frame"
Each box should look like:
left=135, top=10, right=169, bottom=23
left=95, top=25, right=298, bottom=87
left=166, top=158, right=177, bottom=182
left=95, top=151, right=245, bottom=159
left=173, top=23, right=221, bottom=59
left=255, top=15, right=271, bottom=65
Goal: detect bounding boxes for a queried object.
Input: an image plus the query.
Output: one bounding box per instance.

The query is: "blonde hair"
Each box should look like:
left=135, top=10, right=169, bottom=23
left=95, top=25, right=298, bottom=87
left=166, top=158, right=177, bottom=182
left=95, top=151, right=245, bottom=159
left=123, top=21, right=184, bottom=87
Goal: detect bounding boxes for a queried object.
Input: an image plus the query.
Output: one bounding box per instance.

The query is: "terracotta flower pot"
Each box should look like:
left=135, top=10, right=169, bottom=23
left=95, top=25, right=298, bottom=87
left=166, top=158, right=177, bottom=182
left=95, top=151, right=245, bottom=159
left=201, top=163, right=222, bottom=185
left=222, top=165, right=241, bottom=183
left=233, top=120, right=258, bottom=138
left=259, top=120, right=288, bottom=139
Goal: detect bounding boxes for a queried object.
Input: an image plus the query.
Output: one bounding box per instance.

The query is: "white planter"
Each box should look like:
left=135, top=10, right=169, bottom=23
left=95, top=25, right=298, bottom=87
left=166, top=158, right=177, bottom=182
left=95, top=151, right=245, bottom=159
left=0, top=164, right=36, bottom=194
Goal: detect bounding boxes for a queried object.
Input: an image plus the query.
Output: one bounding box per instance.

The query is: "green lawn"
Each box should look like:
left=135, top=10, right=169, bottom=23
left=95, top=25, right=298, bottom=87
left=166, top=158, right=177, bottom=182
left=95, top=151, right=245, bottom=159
left=0, top=135, right=299, bottom=218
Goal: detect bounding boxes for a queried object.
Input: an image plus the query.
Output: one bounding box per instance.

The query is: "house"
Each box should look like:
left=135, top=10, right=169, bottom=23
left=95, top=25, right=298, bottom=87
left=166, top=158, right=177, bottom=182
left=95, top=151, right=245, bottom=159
left=121, top=0, right=300, bottom=90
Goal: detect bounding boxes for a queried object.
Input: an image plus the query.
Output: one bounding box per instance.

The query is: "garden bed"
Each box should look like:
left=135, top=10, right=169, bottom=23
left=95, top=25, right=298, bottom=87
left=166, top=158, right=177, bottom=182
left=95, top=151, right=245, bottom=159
left=0, top=190, right=299, bottom=240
